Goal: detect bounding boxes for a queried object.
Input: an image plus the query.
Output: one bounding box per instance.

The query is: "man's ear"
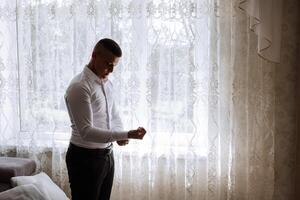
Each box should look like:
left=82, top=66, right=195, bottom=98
left=92, top=52, right=96, bottom=59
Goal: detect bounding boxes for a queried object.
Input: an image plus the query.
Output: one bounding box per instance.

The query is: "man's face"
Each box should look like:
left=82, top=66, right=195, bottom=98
left=93, top=51, right=119, bottom=79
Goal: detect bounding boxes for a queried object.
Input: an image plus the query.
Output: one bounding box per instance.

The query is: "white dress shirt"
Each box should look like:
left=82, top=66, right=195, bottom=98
left=65, top=66, right=128, bottom=149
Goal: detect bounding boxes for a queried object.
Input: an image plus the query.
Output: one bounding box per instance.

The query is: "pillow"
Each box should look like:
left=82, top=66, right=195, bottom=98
left=0, top=184, right=46, bottom=200
left=11, top=172, right=68, bottom=200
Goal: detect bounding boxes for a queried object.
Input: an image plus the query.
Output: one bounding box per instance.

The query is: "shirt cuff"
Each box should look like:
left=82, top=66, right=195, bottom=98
left=112, top=131, right=128, bottom=141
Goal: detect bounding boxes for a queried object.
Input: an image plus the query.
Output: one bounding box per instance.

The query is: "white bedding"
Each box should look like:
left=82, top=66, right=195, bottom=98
left=0, top=184, right=47, bottom=200
left=10, top=172, right=68, bottom=200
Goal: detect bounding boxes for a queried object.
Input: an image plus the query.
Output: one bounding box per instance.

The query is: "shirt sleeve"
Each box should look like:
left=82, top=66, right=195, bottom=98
left=65, top=83, right=128, bottom=143
left=110, top=100, right=126, bottom=132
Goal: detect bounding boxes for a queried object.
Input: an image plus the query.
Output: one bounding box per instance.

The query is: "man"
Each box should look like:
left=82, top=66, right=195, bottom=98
left=65, top=38, right=146, bottom=200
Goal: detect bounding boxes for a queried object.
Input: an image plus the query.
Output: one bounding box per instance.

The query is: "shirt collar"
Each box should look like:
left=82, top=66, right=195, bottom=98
left=83, top=65, right=108, bottom=84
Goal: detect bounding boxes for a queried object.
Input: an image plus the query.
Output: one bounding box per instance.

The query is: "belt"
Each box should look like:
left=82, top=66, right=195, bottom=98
left=68, top=143, right=113, bottom=156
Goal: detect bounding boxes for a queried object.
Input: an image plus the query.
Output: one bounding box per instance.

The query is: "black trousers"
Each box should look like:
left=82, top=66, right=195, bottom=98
left=66, top=143, right=114, bottom=200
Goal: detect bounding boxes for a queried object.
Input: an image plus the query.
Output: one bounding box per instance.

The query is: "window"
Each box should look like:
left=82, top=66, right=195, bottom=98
left=5, top=0, right=211, bottom=155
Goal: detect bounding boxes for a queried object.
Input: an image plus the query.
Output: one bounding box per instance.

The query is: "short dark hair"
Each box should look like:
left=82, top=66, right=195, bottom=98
left=94, top=38, right=122, bottom=57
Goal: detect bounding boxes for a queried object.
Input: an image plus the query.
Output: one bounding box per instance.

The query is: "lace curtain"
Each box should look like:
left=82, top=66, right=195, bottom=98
left=0, top=0, right=298, bottom=199
left=239, top=0, right=283, bottom=63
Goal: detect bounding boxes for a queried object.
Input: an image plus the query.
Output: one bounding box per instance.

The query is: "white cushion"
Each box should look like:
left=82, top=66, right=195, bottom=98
left=11, top=172, right=68, bottom=200
left=0, top=184, right=46, bottom=200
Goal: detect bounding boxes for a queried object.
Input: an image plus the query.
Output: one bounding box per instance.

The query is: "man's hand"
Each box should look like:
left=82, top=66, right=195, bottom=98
left=117, top=139, right=129, bottom=146
left=128, top=127, right=146, bottom=139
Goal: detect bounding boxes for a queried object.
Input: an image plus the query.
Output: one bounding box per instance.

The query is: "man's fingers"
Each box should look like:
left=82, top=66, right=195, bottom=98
left=138, top=127, right=146, bottom=132
left=141, top=128, right=146, bottom=134
left=137, top=131, right=144, bottom=136
left=117, top=140, right=129, bottom=146
left=128, top=128, right=147, bottom=139
left=136, top=130, right=146, bottom=139
left=137, top=127, right=146, bottom=135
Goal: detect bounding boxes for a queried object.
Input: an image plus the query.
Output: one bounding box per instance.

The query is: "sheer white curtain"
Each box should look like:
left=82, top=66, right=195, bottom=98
left=0, top=0, right=290, bottom=199
left=239, top=0, right=283, bottom=63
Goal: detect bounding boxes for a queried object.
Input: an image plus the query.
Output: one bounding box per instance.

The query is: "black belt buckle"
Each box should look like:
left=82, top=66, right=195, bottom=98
left=104, top=148, right=112, bottom=154
left=104, top=143, right=113, bottom=154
